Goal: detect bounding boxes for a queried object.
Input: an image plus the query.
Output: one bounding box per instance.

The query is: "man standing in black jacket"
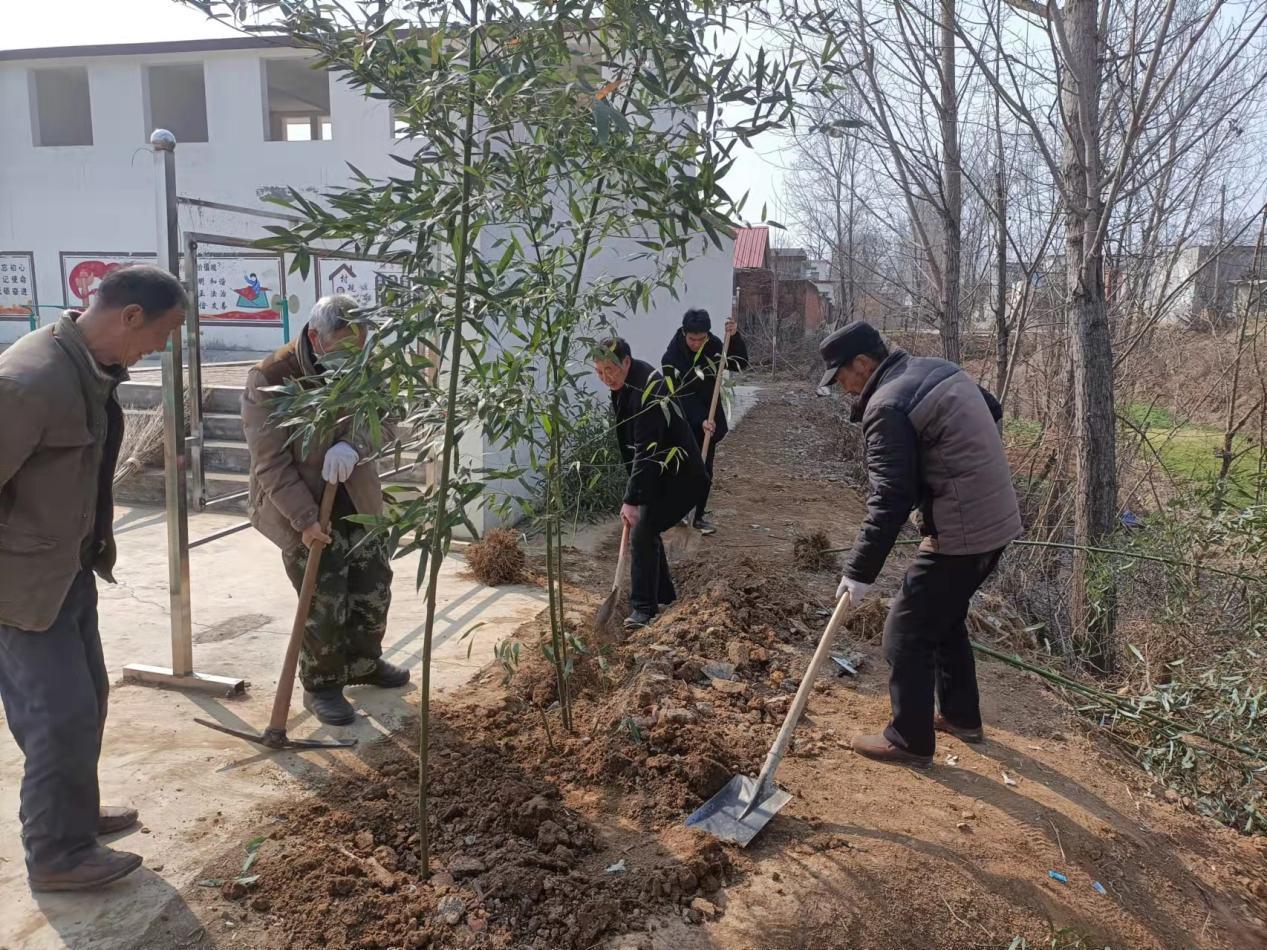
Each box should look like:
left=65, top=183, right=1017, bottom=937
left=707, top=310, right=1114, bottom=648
left=819, top=321, right=1022, bottom=768
left=660, top=309, right=749, bottom=534
left=595, top=337, right=707, bottom=628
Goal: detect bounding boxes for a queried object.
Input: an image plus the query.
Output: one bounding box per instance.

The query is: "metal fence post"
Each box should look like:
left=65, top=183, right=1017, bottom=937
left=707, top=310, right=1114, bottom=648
left=123, top=130, right=244, bottom=695
left=153, top=129, right=194, bottom=678
left=185, top=235, right=206, bottom=509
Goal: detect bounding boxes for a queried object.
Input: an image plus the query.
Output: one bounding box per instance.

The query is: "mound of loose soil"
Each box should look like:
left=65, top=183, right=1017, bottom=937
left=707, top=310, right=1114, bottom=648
left=202, top=718, right=733, bottom=950
left=464, top=529, right=526, bottom=586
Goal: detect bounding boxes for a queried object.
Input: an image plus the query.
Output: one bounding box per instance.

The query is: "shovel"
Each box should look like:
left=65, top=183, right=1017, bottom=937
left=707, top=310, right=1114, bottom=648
left=592, top=522, right=631, bottom=634
left=196, top=481, right=357, bottom=751
left=685, top=590, right=856, bottom=845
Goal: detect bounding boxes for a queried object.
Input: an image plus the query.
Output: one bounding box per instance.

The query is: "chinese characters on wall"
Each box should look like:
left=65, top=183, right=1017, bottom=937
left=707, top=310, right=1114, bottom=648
left=0, top=253, right=37, bottom=321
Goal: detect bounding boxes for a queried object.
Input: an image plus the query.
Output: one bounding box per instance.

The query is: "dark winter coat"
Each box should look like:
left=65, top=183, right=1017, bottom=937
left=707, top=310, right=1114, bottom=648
left=659, top=330, right=749, bottom=442
left=844, top=349, right=1022, bottom=584
left=611, top=358, right=707, bottom=507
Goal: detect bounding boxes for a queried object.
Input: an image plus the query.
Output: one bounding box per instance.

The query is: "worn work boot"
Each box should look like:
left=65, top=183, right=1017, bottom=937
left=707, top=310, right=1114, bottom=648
left=623, top=609, right=655, bottom=630
left=29, top=845, right=143, bottom=893
left=303, top=687, right=356, bottom=726
left=347, top=659, right=411, bottom=689
left=97, top=805, right=140, bottom=836
left=934, top=714, right=985, bottom=744
left=851, top=733, right=933, bottom=769
left=693, top=516, right=717, bottom=535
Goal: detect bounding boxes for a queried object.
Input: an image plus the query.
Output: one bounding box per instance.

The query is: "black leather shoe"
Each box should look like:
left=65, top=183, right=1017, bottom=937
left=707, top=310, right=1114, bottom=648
left=347, top=659, right=411, bottom=689
left=623, top=610, right=655, bottom=630
left=97, top=805, right=139, bottom=836
left=693, top=517, right=717, bottom=535
left=303, top=688, right=356, bottom=726
left=30, top=845, right=143, bottom=893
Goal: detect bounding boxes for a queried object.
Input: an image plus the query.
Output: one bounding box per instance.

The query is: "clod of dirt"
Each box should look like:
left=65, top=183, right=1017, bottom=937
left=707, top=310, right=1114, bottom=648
left=465, top=528, right=526, bottom=585
left=792, top=530, right=838, bottom=572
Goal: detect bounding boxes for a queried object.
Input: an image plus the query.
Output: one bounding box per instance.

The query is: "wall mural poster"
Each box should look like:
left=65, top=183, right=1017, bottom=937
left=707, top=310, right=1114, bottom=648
left=61, top=253, right=155, bottom=309
left=195, top=255, right=285, bottom=325
left=315, top=258, right=405, bottom=310
left=0, top=252, right=37, bottom=321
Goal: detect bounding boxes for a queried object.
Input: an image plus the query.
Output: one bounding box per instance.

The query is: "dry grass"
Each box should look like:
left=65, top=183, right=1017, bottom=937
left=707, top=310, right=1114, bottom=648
left=792, top=530, right=838, bottom=572
left=465, top=528, right=526, bottom=586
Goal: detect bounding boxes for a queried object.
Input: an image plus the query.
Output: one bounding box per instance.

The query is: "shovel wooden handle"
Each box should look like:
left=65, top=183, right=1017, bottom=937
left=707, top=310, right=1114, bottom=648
left=699, top=329, right=732, bottom=459
left=268, top=481, right=339, bottom=733
left=748, top=592, right=856, bottom=805
left=611, top=522, right=631, bottom=593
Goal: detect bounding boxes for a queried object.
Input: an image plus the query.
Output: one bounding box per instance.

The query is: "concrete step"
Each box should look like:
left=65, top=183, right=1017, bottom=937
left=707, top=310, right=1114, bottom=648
left=114, top=470, right=251, bottom=514
left=115, top=468, right=430, bottom=517
left=203, top=412, right=244, bottom=441
left=117, top=381, right=243, bottom=414
left=201, top=440, right=427, bottom=483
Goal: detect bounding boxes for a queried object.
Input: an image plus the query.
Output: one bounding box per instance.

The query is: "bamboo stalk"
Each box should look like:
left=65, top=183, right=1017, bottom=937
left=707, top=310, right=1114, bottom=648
left=970, top=641, right=1264, bottom=760
left=821, top=538, right=1262, bottom=583
left=418, top=10, right=480, bottom=881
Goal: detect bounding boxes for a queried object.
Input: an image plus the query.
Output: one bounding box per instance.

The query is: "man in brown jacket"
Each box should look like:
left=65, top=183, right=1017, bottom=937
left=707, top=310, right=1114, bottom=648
left=0, top=265, right=187, bottom=891
left=818, top=321, right=1022, bottom=768
left=242, top=293, right=407, bottom=727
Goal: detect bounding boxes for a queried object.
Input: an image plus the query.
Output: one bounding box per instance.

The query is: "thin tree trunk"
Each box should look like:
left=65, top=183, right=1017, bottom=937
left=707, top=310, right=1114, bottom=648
left=939, top=0, right=962, bottom=364
left=1063, top=0, right=1118, bottom=674
left=993, top=74, right=1008, bottom=394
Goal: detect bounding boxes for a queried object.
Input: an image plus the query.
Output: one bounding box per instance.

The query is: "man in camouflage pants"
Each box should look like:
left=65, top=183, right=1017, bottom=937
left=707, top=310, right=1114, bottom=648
left=242, top=294, right=408, bottom=725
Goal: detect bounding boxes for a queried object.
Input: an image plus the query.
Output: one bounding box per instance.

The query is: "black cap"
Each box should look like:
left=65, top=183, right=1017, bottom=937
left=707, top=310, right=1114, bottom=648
left=682, top=308, right=711, bottom=333
left=818, top=321, right=884, bottom=389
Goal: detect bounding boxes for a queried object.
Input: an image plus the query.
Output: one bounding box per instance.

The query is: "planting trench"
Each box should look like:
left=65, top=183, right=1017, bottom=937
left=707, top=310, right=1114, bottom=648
left=187, top=386, right=1267, bottom=949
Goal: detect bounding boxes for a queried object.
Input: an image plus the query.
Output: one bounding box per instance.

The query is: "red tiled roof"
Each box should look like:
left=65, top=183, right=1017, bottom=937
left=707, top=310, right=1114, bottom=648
left=733, top=227, right=769, bottom=270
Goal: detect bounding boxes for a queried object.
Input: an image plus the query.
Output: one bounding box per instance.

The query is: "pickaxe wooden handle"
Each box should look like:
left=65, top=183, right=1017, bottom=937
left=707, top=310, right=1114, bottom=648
left=267, top=480, right=339, bottom=734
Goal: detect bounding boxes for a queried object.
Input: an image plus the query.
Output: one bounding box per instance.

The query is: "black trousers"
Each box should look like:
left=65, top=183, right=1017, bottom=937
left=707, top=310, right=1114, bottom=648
left=881, top=546, right=1006, bottom=757
left=0, top=571, right=108, bottom=873
left=629, top=486, right=699, bottom=615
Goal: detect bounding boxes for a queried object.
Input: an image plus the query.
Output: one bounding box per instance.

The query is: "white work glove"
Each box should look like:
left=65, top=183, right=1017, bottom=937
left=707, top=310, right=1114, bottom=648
left=836, top=575, right=872, bottom=604
left=322, top=441, right=359, bottom=483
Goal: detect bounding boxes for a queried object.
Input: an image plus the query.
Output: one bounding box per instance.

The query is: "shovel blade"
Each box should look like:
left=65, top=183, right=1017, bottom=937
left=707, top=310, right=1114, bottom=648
left=684, top=775, right=791, bottom=847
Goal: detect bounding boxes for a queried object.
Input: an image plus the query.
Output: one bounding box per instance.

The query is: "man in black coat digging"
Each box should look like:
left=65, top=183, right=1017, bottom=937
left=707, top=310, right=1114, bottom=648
left=595, top=337, right=707, bottom=629
left=660, top=308, right=749, bottom=534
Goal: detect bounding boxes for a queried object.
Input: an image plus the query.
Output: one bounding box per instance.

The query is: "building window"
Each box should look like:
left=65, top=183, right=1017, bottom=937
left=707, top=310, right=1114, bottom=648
left=144, top=63, right=209, bottom=143
left=264, top=58, right=332, bottom=141
left=30, top=67, right=93, bottom=147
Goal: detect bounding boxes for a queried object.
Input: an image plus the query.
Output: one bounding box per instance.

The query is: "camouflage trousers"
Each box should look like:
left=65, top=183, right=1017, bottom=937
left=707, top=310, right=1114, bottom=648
left=281, top=516, right=394, bottom=691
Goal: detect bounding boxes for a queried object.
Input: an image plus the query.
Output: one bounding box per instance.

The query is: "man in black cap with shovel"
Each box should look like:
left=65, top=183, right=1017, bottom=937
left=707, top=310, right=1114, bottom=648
left=660, top=308, right=749, bottom=534
left=818, top=321, right=1021, bottom=767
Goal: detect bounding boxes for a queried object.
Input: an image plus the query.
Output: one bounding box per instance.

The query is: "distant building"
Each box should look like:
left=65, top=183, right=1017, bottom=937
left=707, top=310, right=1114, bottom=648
left=731, top=227, right=832, bottom=338
left=1154, top=244, right=1264, bottom=327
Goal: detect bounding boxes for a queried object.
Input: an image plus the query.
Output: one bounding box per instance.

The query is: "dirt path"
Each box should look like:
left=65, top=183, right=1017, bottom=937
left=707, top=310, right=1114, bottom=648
left=185, top=384, right=1267, bottom=950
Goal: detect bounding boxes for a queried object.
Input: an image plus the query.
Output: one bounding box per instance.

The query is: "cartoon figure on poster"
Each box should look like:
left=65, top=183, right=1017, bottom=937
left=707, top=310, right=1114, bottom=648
left=195, top=257, right=284, bottom=324
left=64, top=256, right=154, bottom=308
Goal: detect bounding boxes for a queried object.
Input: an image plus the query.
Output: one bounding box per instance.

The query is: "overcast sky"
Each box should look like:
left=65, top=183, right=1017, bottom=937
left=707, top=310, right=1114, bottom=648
left=6, top=0, right=787, bottom=235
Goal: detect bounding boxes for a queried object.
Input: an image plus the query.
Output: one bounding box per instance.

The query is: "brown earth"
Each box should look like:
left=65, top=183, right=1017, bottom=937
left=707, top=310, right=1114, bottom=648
left=186, top=384, right=1267, bottom=949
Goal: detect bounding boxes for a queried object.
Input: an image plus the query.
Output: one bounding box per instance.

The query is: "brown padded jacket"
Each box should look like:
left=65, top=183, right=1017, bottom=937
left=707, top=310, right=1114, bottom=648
left=0, top=314, right=125, bottom=631
left=241, top=327, right=389, bottom=552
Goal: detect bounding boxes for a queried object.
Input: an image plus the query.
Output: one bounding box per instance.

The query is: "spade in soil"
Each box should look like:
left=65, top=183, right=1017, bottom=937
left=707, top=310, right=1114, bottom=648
left=686, top=590, right=856, bottom=846
left=592, top=522, right=630, bottom=635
